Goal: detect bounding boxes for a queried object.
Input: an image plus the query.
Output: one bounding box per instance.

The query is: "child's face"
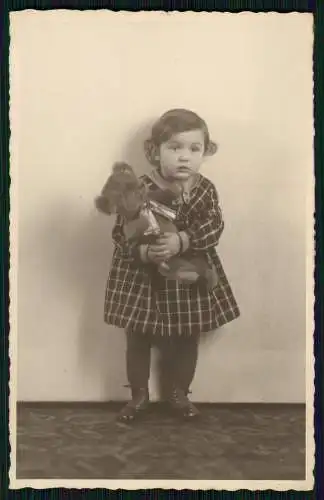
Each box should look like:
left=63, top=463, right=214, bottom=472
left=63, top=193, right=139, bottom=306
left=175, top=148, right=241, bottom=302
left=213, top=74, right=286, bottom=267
left=158, top=129, right=206, bottom=181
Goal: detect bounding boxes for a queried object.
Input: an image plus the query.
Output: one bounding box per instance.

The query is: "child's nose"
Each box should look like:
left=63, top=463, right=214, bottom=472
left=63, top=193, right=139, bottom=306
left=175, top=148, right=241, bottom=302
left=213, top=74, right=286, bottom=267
left=179, top=150, right=190, bottom=162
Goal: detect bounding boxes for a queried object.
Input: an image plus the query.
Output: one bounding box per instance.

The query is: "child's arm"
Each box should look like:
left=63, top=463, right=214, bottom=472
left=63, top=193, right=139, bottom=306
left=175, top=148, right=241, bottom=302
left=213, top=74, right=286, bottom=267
left=112, top=214, right=150, bottom=262
left=179, top=184, right=224, bottom=252
left=112, top=214, right=139, bottom=258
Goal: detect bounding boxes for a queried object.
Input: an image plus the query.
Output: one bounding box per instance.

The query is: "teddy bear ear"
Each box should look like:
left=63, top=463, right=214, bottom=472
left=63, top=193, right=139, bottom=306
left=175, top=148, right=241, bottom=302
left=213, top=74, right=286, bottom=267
left=206, top=141, right=218, bottom=156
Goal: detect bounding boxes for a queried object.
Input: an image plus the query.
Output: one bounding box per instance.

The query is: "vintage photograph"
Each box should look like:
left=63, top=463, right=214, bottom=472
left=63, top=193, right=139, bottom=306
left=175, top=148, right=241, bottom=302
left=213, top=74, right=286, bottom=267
left=9, top=10, right=314, bottom=489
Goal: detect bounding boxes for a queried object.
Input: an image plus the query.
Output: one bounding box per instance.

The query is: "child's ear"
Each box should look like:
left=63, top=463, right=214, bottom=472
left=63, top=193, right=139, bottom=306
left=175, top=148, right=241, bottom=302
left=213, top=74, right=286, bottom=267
left=205, top=141, right=218, bottom=157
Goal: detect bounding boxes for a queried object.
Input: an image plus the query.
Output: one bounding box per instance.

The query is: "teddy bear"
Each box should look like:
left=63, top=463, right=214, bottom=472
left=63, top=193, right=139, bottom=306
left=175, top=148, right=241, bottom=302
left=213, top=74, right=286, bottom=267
left=95, top=162, right=218, bottom=286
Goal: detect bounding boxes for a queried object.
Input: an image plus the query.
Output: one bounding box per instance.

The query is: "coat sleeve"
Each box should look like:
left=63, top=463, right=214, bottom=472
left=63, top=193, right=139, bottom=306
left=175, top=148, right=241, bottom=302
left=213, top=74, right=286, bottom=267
left=185, top=184, right=224, bottom=251
left=111, top=214, right=144, bottom=261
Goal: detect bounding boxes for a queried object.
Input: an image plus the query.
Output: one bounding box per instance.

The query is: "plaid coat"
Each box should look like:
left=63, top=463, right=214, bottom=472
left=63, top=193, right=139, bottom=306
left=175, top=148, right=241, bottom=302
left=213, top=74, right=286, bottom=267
left=104, top=173, right=240, bottom=336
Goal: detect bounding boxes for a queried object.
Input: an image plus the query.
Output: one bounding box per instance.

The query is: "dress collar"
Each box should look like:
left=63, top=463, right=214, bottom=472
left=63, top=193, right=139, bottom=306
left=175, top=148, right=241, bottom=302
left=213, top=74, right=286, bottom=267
left=147, top=169, right=201, bottom=203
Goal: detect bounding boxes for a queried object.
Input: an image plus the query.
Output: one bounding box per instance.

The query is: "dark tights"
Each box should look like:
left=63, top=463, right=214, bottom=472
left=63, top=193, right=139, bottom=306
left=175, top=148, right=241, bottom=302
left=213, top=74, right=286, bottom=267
left=126, top=330, right=199, bottom=396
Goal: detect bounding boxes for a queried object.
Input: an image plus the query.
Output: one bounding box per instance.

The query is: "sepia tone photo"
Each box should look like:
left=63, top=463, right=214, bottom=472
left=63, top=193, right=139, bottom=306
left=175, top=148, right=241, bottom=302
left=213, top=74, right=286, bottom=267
left=9, top=10, right=314, bottom=490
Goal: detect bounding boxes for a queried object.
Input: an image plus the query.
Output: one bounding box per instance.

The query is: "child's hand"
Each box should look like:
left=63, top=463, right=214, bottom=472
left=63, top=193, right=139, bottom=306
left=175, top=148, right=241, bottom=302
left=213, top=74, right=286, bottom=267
left=147, top=244, right=171, bottom=263
left=155, top=232, right=181, bottom=258
left=146, top=233, right=181, bottom=263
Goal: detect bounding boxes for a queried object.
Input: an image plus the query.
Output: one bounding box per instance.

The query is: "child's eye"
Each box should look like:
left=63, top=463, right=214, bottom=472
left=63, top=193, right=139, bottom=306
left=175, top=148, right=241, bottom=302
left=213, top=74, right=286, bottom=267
left=191, top=145, right=202, bottom=152
left=168, top=144, right=180, bottom=151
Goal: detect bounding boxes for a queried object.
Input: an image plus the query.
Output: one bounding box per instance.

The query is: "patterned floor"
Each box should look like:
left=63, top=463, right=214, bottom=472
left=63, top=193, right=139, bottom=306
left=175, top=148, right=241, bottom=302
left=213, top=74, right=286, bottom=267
left=16, top=403, right=305, bottom=480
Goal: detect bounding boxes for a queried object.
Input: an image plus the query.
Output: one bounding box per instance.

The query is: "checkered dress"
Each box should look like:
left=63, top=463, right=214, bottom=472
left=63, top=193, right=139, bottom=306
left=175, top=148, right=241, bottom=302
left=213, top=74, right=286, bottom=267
left=104, top=173, right=240, bottom=336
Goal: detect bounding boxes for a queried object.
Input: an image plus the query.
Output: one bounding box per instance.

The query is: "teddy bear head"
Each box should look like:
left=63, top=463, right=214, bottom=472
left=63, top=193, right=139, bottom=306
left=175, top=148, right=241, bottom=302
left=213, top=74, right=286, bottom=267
left=95, top=162, right=147, bottom=220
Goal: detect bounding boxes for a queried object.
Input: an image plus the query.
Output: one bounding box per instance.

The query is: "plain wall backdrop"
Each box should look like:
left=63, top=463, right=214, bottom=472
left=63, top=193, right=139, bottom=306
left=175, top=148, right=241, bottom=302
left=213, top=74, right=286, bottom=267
left=9, top=11, right=313, bottom=402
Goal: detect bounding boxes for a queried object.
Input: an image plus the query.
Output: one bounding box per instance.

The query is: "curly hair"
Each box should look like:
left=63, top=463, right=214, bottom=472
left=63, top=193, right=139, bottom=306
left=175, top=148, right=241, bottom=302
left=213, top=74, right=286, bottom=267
left=144, top=108, right=218, bottom=166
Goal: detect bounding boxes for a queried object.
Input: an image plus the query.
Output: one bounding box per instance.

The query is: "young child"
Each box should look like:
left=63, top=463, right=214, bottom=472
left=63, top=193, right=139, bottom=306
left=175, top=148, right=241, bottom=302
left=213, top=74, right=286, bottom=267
left=103, top=108, right=240, bottom=422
